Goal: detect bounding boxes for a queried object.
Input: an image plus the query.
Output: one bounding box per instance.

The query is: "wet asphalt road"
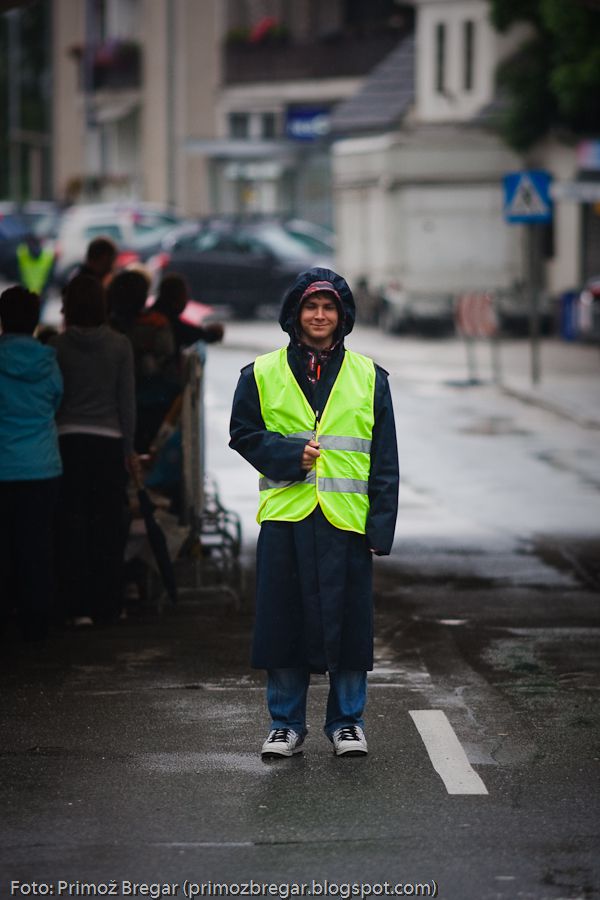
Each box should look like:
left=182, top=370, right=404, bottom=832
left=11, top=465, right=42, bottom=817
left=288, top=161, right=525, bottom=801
left=2, top=326, right=599, bottom=899
left=1, top=563, right=599, bottom=900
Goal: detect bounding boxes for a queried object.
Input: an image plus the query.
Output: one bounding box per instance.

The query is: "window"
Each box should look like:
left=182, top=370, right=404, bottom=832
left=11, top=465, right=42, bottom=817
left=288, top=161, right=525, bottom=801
left=228, top=112, right=249, bottom=139
left=463, top=20, right=475, bottom=91
left=435, top=22, right=446, bottom=94
left=261, top=112, right=277, bottom=139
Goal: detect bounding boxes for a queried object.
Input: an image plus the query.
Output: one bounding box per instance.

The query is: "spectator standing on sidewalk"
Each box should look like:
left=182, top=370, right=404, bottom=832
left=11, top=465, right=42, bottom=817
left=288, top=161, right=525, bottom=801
left=230, top=267, right=399, bottom=758
left=71, top=236, right=118, bottom=288
left=0, top=286, right=63, bottom=641
left=152, top=273, right=225, bottom=369
left=108, top=268, right=179, bottom=453
left=53, top=274, right=137, bottom=626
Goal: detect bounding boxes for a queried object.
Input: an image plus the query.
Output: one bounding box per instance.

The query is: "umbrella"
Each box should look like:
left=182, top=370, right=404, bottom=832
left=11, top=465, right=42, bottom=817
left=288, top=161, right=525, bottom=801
left=134, top=472, right=178, bottom=604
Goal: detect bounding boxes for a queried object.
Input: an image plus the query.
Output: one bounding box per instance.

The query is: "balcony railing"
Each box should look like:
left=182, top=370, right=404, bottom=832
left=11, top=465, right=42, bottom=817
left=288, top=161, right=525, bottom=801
left=70, top=40, right=142, bottom=91
left=224, top=32, right=402, bottom=84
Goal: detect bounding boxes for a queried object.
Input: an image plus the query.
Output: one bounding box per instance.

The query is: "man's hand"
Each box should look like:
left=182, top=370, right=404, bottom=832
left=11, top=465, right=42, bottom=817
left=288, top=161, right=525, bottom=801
left=301, top=439, right=320, bottom=471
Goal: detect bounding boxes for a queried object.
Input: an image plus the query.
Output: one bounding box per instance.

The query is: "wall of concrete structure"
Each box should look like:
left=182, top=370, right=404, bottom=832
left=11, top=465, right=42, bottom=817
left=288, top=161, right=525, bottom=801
left=52, top=0, right=86, bottom=203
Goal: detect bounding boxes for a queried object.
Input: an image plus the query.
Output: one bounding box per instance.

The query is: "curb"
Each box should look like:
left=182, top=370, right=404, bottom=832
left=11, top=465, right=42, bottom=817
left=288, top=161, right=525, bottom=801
left=501, top=384, right=600, bottom=430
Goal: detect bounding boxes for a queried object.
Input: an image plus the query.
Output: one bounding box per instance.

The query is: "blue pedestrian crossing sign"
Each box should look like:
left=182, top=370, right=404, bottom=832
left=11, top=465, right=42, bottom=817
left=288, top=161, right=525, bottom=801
left=503, top=170, right=553, bottom=223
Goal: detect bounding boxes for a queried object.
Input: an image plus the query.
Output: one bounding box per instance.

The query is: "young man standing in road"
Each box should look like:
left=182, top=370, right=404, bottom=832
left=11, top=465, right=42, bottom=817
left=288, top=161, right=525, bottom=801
left=230, top=267, right=399, bottom=758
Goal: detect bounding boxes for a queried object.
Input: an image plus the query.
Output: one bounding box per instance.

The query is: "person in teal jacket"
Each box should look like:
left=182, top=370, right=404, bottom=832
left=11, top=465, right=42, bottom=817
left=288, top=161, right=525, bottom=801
left=0, top=285, right=63, bottom=641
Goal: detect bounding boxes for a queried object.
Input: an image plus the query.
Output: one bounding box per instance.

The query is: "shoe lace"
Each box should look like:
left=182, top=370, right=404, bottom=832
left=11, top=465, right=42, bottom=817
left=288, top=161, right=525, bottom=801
left=268, top=728, right=291, bottom=744
left=337, top=726, right=361, bottom=742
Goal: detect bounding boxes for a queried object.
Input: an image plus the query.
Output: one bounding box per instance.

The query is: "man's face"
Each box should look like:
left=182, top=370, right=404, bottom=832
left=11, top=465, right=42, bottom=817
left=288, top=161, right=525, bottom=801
left=298, top=292, right=339, bottom=349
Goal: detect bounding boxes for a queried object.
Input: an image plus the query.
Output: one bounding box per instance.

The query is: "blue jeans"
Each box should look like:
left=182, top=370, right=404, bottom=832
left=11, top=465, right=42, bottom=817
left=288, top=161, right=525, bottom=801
left=266, top=668, right=367, bottom=740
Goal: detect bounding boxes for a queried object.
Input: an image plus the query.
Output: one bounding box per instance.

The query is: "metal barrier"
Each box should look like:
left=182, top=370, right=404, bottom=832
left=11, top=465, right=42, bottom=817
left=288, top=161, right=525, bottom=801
left=178, top=343, right=243, bottom=604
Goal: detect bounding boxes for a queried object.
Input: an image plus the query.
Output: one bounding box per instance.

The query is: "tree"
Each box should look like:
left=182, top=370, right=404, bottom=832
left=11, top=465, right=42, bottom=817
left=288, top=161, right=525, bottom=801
left=490, top=0, right=600, bottom=150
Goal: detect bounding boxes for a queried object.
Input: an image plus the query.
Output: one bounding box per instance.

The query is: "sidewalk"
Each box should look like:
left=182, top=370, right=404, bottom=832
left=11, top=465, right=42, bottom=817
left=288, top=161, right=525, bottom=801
left=452, top=336, right=600, bottom=429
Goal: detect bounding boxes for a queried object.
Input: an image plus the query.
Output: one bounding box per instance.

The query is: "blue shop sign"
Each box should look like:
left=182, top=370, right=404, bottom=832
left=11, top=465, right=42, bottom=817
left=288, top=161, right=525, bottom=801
left=285, top=107, right=330, bottom=142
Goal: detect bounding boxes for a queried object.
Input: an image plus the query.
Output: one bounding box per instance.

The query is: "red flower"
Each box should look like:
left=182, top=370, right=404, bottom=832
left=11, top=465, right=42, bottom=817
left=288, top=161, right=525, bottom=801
left=249, top=16, right=279, bottom=43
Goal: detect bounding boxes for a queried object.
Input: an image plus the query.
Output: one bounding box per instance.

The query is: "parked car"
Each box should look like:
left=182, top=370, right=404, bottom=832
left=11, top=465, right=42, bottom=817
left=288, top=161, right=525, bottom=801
left=51, top=203, right=184, bottom=286
left=377, top=282, right=455, bottom=335
left=281, top=218, right=335, bottom=256
left=492, top=284, right=555, bottom=336
left=151, top=218, right=334, bottom=317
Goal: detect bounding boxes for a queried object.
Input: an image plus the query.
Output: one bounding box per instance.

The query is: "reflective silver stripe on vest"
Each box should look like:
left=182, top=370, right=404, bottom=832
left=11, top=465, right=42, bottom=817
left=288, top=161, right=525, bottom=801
left=285, top=433, right=371, bottom=453
left=285, top=431, right=314, bottom=440
left=259, top=470, right=316, bottom=491
left=318, top=434, right=371, bottom=453
left=318, top=477, right=369, bottom=494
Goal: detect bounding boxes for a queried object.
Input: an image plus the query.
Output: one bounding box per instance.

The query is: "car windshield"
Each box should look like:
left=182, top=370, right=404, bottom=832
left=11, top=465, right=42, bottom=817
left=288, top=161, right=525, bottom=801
left=31, top=213, right=59, bottom=239
left=132, top=220, right=178, bottom=251
left=84, top=224, right=124, bottom=242
left=284, top=228, right=333, bottom=256
left=248, top=224, right=312, bottom=261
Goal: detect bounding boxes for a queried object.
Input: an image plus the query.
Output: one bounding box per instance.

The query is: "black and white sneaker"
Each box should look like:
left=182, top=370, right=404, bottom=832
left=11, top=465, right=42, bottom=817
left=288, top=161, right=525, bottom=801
left=261, top=728, right=304, bottom=758
left=332, top=725, right=368, bottom=756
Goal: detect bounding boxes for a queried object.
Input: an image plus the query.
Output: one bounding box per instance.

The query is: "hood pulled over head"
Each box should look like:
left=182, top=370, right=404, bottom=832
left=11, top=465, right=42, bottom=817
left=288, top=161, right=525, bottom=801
left=279, top=267, right=355, bottom=339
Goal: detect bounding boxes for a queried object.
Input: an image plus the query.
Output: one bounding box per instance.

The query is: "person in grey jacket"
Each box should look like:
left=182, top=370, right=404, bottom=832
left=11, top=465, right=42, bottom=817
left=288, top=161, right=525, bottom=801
left=53, top=274, right=137, bottom=626
left=0, top=286, right=63, bottom=641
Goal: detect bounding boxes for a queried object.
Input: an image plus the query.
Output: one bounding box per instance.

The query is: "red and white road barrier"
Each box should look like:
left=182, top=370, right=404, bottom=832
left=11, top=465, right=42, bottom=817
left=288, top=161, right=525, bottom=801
left=455, top=292, right=498, bottom=339
left=454, top=292, right=502, bottom=384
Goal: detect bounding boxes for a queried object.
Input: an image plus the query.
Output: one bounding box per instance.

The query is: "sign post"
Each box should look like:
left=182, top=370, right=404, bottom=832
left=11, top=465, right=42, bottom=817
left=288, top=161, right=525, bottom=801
left=503, top=170, right=553, bottom=385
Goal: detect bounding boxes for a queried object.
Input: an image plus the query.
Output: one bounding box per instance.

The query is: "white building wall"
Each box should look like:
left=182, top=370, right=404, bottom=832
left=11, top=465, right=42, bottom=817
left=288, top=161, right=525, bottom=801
left=416, top=0, right=492, bottom=122
left=52, top=0, right=87, bottom=203
left=414, top=0, right=532, bottom=124
left=391, top=182, right=522, bottom=292
left=176, top=0, right=221, bottom=215
left=333, top=130, right=523, bottom=295
left=140, top=0, right=169, bottom=204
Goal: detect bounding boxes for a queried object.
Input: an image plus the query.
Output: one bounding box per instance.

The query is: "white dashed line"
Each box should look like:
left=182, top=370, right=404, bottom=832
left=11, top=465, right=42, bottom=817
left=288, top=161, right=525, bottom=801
left=409, top=709, right=489, bottom=795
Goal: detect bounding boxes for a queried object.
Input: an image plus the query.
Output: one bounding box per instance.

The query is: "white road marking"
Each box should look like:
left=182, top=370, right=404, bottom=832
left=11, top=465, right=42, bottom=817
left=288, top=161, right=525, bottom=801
left=409, top=709, right=489, bottom=795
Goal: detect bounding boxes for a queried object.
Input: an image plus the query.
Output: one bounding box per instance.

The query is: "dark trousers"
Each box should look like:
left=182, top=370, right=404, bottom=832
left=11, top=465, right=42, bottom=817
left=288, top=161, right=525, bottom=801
left=0, top=477, right=60, bottom=640
left=57, top=434, right=128, bottom=623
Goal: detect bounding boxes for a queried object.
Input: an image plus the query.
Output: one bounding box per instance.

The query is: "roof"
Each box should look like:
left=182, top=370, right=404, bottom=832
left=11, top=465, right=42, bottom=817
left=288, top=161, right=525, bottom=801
left=329, top=34, right=415, bottom=136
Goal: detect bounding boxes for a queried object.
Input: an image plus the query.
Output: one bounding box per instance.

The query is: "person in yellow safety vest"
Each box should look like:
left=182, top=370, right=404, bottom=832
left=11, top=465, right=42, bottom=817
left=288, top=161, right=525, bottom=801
left=230, top=267, right=399, bottom=760
left=16, top=235, right=55, bottom=300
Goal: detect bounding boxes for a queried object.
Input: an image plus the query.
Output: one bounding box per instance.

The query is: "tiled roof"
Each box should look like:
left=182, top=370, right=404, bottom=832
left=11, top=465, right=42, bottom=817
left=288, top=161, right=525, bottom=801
left=329, top=34, right=415, bottom=135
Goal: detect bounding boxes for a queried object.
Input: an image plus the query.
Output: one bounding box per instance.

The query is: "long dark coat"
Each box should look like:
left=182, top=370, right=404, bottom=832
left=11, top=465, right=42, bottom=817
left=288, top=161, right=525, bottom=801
left=229, top=267, right=399, bottom=673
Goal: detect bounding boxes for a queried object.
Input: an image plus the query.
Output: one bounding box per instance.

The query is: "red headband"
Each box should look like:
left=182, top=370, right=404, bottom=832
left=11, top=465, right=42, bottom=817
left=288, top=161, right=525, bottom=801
left=299, top=281, right=341, bottom=304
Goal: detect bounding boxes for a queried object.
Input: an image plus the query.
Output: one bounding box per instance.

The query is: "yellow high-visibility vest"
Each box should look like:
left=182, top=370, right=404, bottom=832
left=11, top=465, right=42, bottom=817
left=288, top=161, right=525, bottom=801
left=16, top=243, right=54, bottom=295
left=254, top=347, right=375, bottom=533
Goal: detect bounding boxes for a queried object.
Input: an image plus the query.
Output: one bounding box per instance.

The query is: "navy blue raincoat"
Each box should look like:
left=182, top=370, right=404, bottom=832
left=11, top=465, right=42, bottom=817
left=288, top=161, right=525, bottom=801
left=229, top=268, right=399, bottom=673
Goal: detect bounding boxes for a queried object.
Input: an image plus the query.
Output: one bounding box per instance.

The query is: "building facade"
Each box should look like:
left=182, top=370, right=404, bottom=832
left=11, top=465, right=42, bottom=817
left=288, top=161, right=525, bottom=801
left=51, top=0, right=410, bottom=225
left=331, top=0, right=537, bottom=325
left=331, top=0, right=600, bottom=317
left=52, top=0, right=221, bottom=213
left=43, top=0, right=600, bottom=301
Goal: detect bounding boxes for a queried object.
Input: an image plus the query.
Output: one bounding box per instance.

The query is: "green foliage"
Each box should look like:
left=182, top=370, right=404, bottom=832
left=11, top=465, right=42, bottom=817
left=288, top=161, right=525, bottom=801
left=490, top=0, right=600, bottom=148
left=495, top=37, right=557, bottom=150
left=490, top=0, right=540, bottom=31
